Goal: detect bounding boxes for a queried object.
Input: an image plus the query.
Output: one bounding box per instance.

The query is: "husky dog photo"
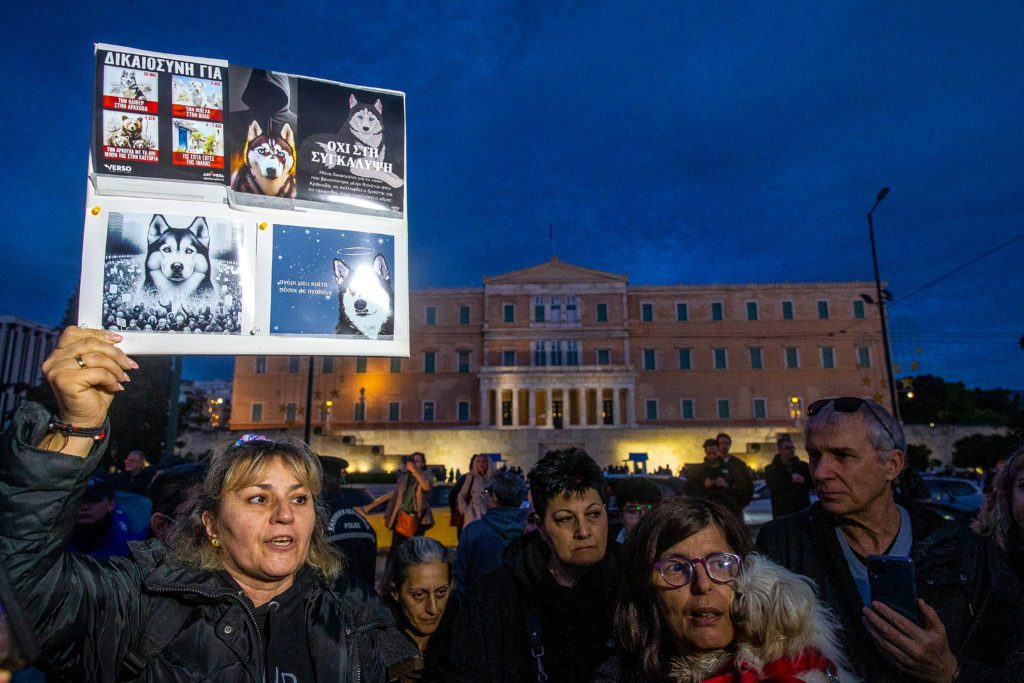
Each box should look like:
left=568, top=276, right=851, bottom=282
left=102, top=65, right=157, bottom=111
left=295, top=79, right=406, bottom=214
left=101, top=212, right=244, bottom=335
left=269, top=225, right=395, bottom=339
left=227, top=67, right=298, bottom=201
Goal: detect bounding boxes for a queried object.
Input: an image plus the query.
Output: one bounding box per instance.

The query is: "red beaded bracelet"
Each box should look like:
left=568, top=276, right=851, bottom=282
left=47, top=418, right=106, bottom=441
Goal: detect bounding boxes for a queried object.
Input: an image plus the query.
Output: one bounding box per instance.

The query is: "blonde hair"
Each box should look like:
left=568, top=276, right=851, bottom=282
left=168, top=435, right=342, bottom=582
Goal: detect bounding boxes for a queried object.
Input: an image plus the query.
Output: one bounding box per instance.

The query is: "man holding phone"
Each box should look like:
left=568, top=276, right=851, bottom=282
left=756, top=397, right=1024, bottom=682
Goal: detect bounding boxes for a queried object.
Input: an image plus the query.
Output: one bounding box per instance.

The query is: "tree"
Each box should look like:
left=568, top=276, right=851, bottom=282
left=900, top=374, right=1024, bottom=433
left=952, top=433, right=1021, bottom=470
left=906, top=444, right=932, bottom=471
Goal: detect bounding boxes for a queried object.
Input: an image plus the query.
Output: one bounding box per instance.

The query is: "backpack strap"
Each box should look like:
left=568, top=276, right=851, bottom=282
left=523, top=602, right=548, bottom=683
left=119, top=594, right=194, bottom=679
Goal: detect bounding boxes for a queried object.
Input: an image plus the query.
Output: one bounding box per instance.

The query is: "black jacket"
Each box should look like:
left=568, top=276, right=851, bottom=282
left=0, top=403, right=406, bottom=682
left=438, top=529, right=619, bottom=682
left=756, top=501, right=1024, bottom=682
left=683, top=455, right=755, bottom=513
left=763, top=453, right=812, bottom=518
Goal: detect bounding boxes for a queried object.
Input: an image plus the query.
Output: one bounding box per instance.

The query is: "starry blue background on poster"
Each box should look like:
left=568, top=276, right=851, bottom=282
left=270, top=225, right=394, bottom=335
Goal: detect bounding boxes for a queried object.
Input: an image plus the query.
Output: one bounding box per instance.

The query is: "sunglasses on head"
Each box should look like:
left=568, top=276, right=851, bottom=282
left=806, top=397, right=898, bottom=448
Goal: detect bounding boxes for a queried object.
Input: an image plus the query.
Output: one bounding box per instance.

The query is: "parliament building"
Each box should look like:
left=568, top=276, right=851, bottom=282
left=230, top=257, right=888, bottom=472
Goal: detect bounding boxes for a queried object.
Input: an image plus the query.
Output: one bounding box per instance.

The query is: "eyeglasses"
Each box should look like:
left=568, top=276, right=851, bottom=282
left=654, top=552, right=742, bottom=588
left=807, top=397, right=898, bottom=449
left=622, top=503, right=655, bottom=517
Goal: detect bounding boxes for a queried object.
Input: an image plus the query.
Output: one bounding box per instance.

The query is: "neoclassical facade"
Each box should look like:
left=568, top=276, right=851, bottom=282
left=230, top=257, right=889, bottom=470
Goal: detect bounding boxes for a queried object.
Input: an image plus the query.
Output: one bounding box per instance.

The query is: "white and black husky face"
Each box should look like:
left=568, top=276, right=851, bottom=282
left=146, top=215, right=210, bottom=285
left=245, top=120, right=295, bottom=179
left=347, top=94, right=383, bottom=146
left=334, top=254, right=393, bottom=340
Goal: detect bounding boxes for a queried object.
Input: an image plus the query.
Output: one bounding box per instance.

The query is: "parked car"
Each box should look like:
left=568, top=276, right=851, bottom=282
left=919, top=476, right=982, bottom=523
left=344, top=482, right=457, bottom=548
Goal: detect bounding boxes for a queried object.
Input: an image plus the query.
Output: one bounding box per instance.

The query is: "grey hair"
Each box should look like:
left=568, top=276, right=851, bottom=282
left=805, top=398, right=906, bottom=462
left=384, top=536, right=453, bottom=597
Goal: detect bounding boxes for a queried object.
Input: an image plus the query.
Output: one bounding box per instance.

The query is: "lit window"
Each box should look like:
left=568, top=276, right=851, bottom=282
left=678, top=348, right=692, bottom=370
left=749, top=347, right=763, bottom=369
left=717, top=399, right=731, bottom=419
left=641, top=302, right=653, bottom=322
left=680, top=399, right=695, bottom=419
left=643, top=349, right=657, bottom=370
left=676, top=302, right=688, bottom=321
left=713, top=348, right=728, bottom=370
left=785, top=347, right=800, bottom=369
left=711, top=302, right=724, bottom=321
left=782, top=301, right=794, bottom=320
left=746, top=302, right=758, bottom=321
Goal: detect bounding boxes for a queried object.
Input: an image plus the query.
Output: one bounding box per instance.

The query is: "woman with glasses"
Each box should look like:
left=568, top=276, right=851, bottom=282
left=613, top=477, right=662, bottom=544
left=596, top=496, right=849, bottom=681
left=0, top=327, right=413, bottom=681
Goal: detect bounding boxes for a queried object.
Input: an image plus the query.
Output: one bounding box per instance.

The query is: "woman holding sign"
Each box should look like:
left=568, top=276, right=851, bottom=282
left=0, top=326, right=412, bottom=681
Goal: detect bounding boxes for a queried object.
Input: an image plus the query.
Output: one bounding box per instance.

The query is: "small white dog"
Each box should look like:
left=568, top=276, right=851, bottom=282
left=669, top=553, right=857, bottom=682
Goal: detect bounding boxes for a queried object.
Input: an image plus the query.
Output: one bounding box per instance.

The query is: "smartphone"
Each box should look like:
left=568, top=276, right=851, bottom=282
left=866, top=555, right=923, bottom=627
left=0, top=564, right=36, bottom=671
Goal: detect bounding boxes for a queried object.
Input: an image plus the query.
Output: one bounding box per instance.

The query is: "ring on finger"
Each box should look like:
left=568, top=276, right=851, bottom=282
left=74, top=354, right=87, bottom=369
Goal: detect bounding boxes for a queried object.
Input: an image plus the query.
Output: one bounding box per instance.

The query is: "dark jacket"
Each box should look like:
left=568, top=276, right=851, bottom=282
left=756, top=501, right=1024, bottom=682
left=683, top=455, right=755, bottom=513
left=439, top=529, right=619, bottom=682
left=0, top=403, right=404, bottom=682
left=763, top=453, right=812, bottom=518
left=453, top=506, right=526, bottom=593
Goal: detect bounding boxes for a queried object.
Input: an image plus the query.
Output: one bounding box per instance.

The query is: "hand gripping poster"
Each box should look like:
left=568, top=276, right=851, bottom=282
left=81, top=45, right=408, bottom=357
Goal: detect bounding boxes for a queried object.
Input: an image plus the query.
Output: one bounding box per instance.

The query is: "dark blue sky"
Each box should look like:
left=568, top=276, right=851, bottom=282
left=4, top=2, right=1022, bottom=389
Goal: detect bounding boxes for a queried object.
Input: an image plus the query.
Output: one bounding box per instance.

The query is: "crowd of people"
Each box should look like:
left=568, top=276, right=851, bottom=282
left=1, top=326, right=1023, bottom=682
left=102, top=256, right=242, bottom=334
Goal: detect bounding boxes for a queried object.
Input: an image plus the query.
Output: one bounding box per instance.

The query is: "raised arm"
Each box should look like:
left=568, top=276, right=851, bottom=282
left=37, top=327, right=136, bottom=457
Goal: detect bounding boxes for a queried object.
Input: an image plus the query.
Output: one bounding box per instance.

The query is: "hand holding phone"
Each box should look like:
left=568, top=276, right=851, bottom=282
left=867, top=554, right=923, bottom=627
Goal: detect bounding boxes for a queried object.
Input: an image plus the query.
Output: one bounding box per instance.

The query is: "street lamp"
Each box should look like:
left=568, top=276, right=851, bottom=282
left=866, top=187, right=899, bottom=419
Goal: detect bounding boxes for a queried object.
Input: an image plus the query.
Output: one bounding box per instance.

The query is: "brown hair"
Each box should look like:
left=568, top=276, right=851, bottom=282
left=614, top=495, right=751, bottom=679
left=974, top=446, right=1024, bottom=552
left=168, top=435, right=342, bottom=582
